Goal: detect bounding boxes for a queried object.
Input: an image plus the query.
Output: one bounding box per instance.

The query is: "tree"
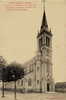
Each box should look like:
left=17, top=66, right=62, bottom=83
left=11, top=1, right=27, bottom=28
left=0, top=57, right=25, bottom=99
left=6, top=62, right=24, bottom=100
left=0, top=56, right=7, bottom=97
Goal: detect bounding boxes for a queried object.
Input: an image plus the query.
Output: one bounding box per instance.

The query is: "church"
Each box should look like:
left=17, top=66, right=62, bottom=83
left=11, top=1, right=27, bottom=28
left=17, top=3, right=55, bottom=93
left=4, top=1, right=55, bottom=93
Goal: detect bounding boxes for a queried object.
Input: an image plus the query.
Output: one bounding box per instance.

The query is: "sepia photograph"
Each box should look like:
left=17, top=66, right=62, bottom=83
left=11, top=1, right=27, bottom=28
left=0, top=0, right=66, bottom=100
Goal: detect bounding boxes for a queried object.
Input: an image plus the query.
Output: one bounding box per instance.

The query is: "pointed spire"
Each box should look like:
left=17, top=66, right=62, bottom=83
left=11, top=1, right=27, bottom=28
left=41, top=0, right=48, bottom=29
left=41, top=10, right=48, bottom=29
left=37, top=0, right=52, bottom=38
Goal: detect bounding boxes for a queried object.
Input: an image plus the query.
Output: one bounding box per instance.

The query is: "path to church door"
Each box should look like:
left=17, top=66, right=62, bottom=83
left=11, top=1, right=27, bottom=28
left=47, top=83, right=50, bottom=92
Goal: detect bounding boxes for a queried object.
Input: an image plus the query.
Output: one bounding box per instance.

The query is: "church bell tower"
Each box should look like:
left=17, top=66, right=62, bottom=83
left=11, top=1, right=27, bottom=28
left=37, top=11, right=52, bottom=55
left=37, top=0, right=54, bottom=92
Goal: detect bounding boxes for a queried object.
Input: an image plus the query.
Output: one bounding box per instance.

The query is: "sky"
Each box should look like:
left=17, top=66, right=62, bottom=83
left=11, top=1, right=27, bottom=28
left=0, top=0, right=65, bottom=82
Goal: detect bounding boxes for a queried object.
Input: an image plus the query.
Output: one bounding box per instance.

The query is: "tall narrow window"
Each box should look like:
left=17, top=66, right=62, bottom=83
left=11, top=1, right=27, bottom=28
left=28, top=79, right=32, bottom=86
left=37, top=80, right=39, bottom=85
left=37, top=66, right=39, bottom=71
left=21, top=80, right=23, bottom=86
left=39, top=38, right=42, bottom=48
left=46, top=37, right=50, bottom=47
left=46, top=63, right=49, bottom=73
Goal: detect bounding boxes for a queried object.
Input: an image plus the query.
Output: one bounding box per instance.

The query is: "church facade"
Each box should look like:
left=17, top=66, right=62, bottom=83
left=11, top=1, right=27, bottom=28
left=17, top=10, right=55, bottom=93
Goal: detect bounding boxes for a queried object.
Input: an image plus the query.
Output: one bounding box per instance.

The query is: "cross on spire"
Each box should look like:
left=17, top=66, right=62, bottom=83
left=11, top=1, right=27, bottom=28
left=42, top=0, right=45, bottom=10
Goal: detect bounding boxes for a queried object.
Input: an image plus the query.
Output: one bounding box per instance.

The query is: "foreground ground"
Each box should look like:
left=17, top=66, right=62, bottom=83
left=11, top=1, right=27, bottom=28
left=0, top=91, right=66, bottom=100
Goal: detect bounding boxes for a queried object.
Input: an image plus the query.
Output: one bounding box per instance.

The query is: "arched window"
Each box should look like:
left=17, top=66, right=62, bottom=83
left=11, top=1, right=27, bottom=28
left=39, top=38, right=42, bottom=48
left=46, top=37, right=50, bottom=47
left=21, top=80, right=23, bottom=86
left=37, top=66, right=39, bottom=71
left=37, top=80, right=39, bottom=84
left=28, top=78, right=32, bottom=86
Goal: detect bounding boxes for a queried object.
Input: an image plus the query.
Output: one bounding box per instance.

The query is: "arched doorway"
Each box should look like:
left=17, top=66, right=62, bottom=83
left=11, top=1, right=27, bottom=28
left=47, top=83, right=50, bottom=92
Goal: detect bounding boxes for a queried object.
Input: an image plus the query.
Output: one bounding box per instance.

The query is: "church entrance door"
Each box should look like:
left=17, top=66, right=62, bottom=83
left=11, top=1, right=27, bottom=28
left=47, top=83, right=50, bottom=92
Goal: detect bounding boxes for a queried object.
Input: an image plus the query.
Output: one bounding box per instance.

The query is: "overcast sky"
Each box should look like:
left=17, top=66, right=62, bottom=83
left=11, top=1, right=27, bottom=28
left=0, top=0, right=65, bottom=82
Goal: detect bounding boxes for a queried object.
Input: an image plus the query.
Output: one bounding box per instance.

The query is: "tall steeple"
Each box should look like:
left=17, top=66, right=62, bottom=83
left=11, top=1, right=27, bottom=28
left=37, top=0, right=52, bottom=53
left=41, top=0, right=48, bottom=29
left=36, top=1, right=54, bottom=93
left=37, top=0, right=52, bottom=37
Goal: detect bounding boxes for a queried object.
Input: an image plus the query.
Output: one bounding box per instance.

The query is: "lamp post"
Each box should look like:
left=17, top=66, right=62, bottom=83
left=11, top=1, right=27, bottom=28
left=12, top=74, right=16, bottom=100
left=2, top=80, right=4, bottom=97
left=2, top=67, right=5, bottom=98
